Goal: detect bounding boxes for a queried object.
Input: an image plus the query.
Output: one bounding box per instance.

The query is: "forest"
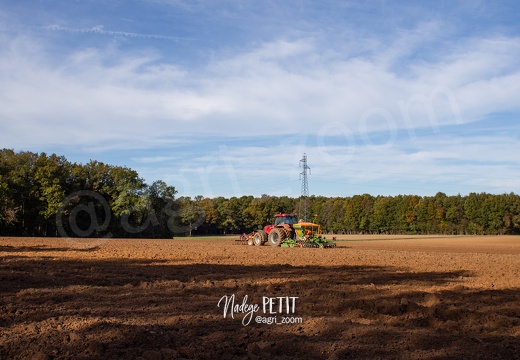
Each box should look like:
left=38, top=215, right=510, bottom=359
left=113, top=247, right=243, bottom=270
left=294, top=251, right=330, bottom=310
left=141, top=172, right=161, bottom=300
left=1, top=149, right=520, bottom=237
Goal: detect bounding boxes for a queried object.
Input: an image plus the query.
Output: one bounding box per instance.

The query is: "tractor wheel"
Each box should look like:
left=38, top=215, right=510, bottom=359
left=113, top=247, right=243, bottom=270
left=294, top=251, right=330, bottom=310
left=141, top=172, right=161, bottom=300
left=247, top=237, right=254, bottom=246
left=282, top=227, right=293, bottom=240
left=253, top=231, right=266, bottom=246
left=268, top=228, right=286, bottom=247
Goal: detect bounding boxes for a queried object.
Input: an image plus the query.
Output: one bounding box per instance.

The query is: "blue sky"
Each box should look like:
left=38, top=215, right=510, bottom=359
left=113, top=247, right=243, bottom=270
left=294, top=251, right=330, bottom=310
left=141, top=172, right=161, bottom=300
left=1, top=0, right=520, bottom=198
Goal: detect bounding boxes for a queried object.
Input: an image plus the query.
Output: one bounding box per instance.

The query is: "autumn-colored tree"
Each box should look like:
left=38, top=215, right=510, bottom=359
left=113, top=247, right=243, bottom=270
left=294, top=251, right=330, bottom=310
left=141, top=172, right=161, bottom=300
left=2, top=149, right=520, bottom=237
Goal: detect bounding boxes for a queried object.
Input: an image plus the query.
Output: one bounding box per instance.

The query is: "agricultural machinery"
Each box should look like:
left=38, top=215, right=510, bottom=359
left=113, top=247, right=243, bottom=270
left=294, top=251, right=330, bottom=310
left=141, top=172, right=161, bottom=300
left=236, top=213, right=336, bottom=248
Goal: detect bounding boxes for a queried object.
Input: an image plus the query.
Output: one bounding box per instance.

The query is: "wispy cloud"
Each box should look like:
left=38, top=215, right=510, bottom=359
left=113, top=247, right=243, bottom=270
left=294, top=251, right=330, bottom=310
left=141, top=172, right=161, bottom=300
left=1, top=0, right=519, bottom=196
left=1, top=31, right=520, bottom=149
left=132, top=156, right=180, bottom=163
left=41, top=24, right=193, bottom=41
left=132, top=129, right=520, bottom=197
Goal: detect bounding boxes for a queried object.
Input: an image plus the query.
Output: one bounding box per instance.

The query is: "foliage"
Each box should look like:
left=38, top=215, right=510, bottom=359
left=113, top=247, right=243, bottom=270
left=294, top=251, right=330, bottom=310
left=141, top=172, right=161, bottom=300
left=2, top=149, right=520, bottom=237
left=0, top=149, right=175, bottom=237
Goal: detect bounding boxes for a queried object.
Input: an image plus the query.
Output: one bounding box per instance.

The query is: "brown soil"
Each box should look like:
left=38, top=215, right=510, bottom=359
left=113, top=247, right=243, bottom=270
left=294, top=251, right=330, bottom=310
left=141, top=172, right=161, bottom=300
left=1, top=235, right=519, bottom=359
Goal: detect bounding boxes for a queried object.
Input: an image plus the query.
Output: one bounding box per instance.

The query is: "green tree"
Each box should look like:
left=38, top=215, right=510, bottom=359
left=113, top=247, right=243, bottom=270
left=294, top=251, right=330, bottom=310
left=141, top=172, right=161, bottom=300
left=146, top=180, right=177, bottom=237
left=464, top=193, right=485, bottom=234
left=444, top=194, right=465, bottom=234
left=196, top=197, right=218, bottom=234
left=2, top=150, right=39, bottom=234
left=34, top=153, right=72, bottom=235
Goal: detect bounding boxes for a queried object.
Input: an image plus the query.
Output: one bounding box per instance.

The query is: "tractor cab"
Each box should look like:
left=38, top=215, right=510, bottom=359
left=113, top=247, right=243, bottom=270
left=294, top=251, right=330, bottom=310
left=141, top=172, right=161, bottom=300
left=273, top=213, right=298, bottom=226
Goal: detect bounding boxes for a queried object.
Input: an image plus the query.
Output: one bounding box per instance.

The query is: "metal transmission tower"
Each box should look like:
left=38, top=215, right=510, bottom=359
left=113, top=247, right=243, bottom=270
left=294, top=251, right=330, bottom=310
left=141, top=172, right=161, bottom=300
left=299, top=153, right=311, bottom=221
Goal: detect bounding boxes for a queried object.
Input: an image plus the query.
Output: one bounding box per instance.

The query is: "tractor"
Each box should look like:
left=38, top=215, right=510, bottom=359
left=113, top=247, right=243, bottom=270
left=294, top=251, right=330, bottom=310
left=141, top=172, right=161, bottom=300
left=236, top=213, right=336, bottom=248
left=255, top=213, right=298, bottom=246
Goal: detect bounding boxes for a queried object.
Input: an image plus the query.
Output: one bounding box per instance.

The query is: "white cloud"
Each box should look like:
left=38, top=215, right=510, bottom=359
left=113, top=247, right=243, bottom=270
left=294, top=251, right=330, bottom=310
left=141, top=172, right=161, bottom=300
left=1, top=0, right=519, bottom=201
left=131, top=156, right=180, bottom=163
left=41, top=25, right=192, bottom=41
left=2, top=27, right=520, bottom=152
left=130, top=128, right=520, bottom=198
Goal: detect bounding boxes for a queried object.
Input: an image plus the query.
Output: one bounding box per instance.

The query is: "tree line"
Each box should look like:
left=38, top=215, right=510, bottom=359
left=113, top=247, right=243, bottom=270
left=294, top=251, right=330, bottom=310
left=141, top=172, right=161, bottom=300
left=0, top=149, right=177, bottom=237
left=2, top=149, right=520, bottom=237
left=186, top=192, right=520, bottom=236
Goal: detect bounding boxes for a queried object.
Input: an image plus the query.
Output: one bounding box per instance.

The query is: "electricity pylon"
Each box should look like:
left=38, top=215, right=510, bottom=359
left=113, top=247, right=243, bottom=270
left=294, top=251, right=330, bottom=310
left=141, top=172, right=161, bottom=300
left=299, top=153, right=311, bottom=221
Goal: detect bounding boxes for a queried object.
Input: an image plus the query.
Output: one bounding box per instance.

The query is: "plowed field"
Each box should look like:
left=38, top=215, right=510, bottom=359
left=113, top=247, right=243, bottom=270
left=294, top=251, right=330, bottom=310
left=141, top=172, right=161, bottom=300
left=1, top=235, right=519, bottom=359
